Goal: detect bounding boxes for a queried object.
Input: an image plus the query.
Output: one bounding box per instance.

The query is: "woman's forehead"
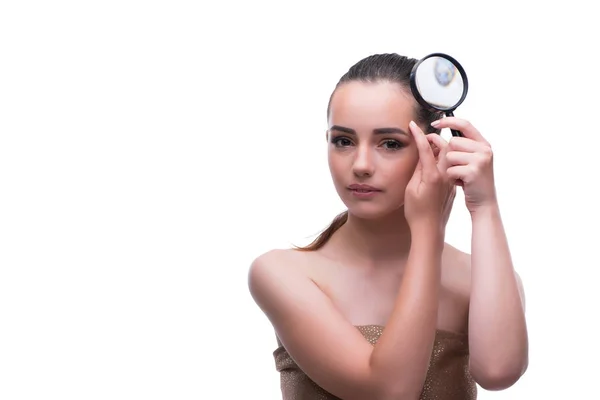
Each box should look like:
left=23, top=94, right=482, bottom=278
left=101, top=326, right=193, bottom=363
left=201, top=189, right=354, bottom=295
left=329, top=81, right=416, bottom=128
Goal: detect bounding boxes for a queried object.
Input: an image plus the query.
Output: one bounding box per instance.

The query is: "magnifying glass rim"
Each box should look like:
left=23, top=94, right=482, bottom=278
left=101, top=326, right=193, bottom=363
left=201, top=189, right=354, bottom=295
left=409, top=52, right=469, bottom=113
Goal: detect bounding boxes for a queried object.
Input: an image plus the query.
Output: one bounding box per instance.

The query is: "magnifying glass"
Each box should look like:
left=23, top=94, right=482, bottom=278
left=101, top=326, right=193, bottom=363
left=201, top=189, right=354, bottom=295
left=410, top=53, right=469, bottom=137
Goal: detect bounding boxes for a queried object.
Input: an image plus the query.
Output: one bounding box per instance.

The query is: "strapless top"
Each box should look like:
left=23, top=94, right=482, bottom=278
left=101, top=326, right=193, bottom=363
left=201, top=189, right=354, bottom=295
left=273, top=325, right=477, bottom=400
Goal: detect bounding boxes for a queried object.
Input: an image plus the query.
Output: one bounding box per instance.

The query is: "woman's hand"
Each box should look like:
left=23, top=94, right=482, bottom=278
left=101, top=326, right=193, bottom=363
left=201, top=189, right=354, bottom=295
left=404, top=121, right=455, bottom=233
left=431, top=117, right=497, bottom=214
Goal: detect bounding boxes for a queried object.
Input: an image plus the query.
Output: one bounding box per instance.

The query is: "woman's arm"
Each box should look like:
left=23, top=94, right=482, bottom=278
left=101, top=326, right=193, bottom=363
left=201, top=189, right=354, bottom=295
left=248, top=229, right=443, bottom=400
left=467, top=203, right=528, bottom=390
left=429, top=116, right=529, bottom=390
left=249, top=123, right=453, bottom=400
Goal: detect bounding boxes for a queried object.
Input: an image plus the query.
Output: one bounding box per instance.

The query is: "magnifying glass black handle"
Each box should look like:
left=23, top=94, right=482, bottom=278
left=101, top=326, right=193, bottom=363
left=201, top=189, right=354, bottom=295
left=450, top=128, right=463, bottom=137
left=445, top=111, right=464, bottom=137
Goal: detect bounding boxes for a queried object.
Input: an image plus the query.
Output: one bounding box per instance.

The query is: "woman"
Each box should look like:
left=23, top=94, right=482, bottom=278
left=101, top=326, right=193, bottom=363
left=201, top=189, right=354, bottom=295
left=248, top=53, right=528, bottom=400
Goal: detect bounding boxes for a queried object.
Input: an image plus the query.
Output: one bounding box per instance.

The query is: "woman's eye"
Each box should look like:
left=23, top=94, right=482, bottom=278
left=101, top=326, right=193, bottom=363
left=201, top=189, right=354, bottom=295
left=332, top=137, right=353, bottom=147
left=382, top=140, right=404, bottom=150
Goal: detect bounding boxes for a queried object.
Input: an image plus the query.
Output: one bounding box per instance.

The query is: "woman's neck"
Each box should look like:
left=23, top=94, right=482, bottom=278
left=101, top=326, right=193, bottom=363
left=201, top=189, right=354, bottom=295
left=326, top=209, right=413, bottom=266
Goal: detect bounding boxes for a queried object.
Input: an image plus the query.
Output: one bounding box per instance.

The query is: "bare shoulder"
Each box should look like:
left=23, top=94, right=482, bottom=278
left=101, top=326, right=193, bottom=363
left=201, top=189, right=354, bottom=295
left=246, top=248, right=380, bottom=399
left=248, top=248, right=307, bottom=284
left=247, top=247, right=330, bottom=325
left=442, top=243, right=472, bottom=298
left=248, top=248, right=304, bottom=302
left=443, top=242, right=471, bottom=266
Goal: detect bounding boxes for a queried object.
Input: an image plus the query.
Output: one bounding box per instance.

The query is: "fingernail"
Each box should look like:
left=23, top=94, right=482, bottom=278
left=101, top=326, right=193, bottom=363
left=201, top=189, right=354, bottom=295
left=431, top=120, right=440, bottom=127
left=409, top=121, right=417, bottom=129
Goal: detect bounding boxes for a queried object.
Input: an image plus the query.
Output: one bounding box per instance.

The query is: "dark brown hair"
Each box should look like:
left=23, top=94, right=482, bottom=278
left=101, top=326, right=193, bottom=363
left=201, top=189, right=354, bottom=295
left=295, top=53, right=443, bottom=252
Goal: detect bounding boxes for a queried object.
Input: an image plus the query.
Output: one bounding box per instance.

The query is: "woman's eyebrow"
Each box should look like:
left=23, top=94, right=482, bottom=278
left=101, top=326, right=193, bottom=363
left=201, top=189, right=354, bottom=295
left=329, top=125, right=409, bottom=136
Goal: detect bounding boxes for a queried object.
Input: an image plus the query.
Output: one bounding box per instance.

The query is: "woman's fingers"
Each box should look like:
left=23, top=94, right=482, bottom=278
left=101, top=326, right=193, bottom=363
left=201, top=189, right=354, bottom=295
left=426, top=133, right=450, bottom=172
left=431, top=117, right=489, bottom=145
left=408, top=121, right=437, bottom=177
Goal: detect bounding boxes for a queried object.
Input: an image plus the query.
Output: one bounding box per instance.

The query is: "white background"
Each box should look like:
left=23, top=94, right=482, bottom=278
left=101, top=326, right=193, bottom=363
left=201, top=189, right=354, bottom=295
left=1, top=1, right=599, bottom=399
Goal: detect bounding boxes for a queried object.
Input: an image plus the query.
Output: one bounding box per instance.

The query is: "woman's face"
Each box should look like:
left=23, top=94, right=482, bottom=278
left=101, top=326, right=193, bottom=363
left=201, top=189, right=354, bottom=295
left=327, top=80, right=424, bottom=219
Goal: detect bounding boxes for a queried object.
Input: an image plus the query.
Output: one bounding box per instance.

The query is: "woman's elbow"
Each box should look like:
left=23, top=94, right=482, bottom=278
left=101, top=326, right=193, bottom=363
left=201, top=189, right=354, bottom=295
left=471, top=360, right=528, bottom=391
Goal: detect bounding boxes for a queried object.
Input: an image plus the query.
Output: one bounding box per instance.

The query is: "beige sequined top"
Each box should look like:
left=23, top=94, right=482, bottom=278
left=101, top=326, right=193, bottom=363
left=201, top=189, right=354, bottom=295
left=273, top=325, right=477, bottom=400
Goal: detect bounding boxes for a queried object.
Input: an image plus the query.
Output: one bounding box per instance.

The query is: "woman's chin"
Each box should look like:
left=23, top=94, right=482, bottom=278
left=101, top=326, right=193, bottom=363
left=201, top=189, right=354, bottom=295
left=345, top=202, right=404, bottom=220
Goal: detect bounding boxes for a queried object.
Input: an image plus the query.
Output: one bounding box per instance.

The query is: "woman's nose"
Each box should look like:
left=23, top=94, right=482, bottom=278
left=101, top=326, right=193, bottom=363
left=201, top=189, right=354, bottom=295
left=352, top=146, right=375, bottom=177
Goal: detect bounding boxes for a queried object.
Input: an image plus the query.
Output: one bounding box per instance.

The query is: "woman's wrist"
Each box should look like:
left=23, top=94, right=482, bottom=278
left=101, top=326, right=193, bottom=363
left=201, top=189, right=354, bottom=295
left=410, top=222, right=445, bottom=251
